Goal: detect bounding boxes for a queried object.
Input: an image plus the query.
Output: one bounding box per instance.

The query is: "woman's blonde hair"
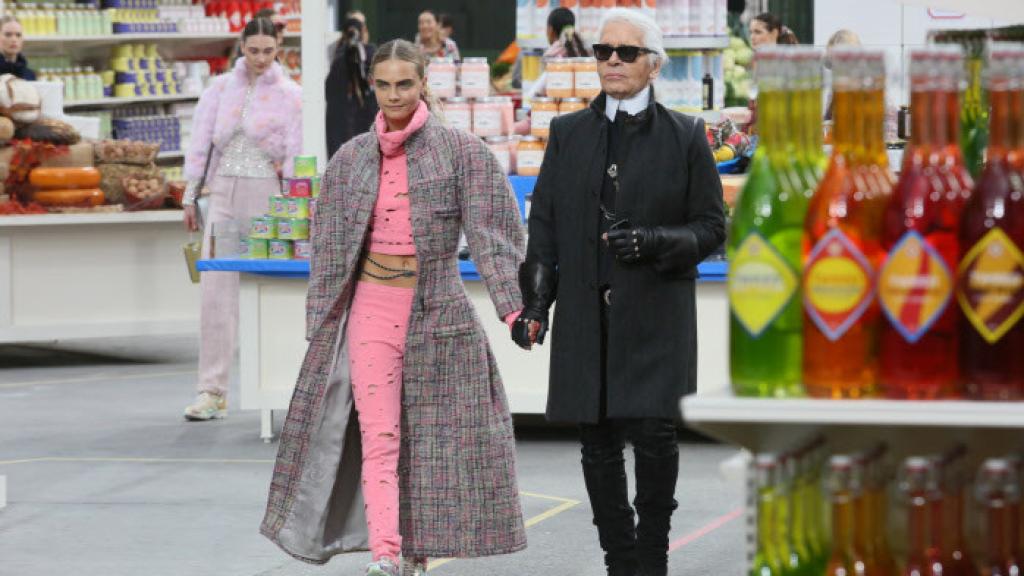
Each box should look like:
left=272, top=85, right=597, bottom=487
left=371, top=39, right=441, bottom=115
left=0, top=15, right=21, bottom=27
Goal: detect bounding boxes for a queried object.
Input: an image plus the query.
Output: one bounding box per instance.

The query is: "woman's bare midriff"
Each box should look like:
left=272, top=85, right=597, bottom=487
left=358, top=252, right=418, bottom=288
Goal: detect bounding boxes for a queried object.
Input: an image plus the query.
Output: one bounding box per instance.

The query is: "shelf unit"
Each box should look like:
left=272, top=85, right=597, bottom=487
left=518, top=35, right=730, bottom=51
left=63, top=94, right=199, bottom=109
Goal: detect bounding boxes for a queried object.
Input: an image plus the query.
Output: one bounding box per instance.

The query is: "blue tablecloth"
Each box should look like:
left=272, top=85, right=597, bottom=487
left=198, top=175, right=728, bottom=282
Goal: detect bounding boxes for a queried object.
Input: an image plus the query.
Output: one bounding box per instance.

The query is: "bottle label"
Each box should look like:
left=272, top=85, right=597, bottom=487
left=547, top=71, right=573, bottom=92
left=531, top=109, right=558, bottom=132
left=956, top=227, right=1024, bottom=344
left=878, top=230, right=953, bottom=343
left=728, top=231, right=799, bottom=338
left=804, top=228, right=874, bottom=341
left=575, top=71, right=601, bottom=92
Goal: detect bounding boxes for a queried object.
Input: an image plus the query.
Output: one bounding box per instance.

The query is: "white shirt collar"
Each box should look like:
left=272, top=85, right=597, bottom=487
left=605, top=86, right=651, bottom=122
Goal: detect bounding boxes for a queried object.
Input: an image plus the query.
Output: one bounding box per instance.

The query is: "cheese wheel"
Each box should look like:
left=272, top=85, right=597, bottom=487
left=29, top=167, right=102, bottom=190
left=33, top=188, right=105, bottom=207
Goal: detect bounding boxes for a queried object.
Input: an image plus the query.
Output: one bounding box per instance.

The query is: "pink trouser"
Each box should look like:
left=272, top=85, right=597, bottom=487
left=347, top=281, right=415, bottom=562
left=198, top=175, right=280, bottom=396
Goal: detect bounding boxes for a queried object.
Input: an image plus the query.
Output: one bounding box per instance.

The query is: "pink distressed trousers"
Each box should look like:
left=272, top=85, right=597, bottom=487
left=346, top=281, right=415, bottom=562
left=198, top=175, right=280, bottom=396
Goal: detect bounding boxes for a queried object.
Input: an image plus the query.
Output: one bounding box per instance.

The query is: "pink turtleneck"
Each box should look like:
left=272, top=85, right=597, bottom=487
left=370, top=101, right=521, bottom=329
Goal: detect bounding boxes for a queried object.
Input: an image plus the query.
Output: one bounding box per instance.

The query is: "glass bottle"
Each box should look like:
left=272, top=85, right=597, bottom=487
left=780, top=454, right=813, bottom=576
left=939, top=446, right=978, bottom=576
left=751, top=453, right=786, bottom=576
left=880, top=48, right=965, bottom=399
left=803, top=48, right=890, bottom=397
left=826, top=455, right=865, bottom=576
left=957, top=42, right=1024, bottom=400
left=976, top=459, right=1022, bottom=576
left=729, top=47, right=808, bottom=397
left=900, top=457, right=945, bottom=576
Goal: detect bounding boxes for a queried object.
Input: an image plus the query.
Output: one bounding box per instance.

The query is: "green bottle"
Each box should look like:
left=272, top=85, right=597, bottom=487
left=751, top=454, right=786, bottom=576
left=781, top=455, right=815, bottom=576
left=729, top=47, right=809, bottom=397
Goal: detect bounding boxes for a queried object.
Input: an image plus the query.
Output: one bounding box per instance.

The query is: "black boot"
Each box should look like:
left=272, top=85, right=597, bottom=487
left=581, top=426, right=641, bottom=576
left=632, top=420, right=679, bottom=576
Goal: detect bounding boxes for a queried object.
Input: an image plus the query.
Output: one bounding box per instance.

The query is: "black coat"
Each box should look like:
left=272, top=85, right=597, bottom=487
left=0, top=54, right=36, bottom=81
left=527, top=92, right=726, bottom=423
left=325, top=42, right=377, bottom=158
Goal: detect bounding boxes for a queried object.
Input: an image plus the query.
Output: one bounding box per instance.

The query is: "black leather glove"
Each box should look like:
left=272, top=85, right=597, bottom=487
left=606, top=225, right=698, bottom=268
left=512, top=260, right=557, bottom=349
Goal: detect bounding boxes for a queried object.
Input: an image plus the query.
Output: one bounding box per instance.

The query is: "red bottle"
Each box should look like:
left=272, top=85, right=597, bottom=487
left=958, top=43, right=1024, bottom=400
left=976, top=459, right=1022, bottom=576
left=227, top=1, right=243, bottom=32
left=900, top=457, right=945, bottom=576
left=879, top=48, right=966, bottom=399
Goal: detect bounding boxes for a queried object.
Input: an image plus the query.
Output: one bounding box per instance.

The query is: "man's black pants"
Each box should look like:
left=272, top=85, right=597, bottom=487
left=579, top=293, right=679, bottom=576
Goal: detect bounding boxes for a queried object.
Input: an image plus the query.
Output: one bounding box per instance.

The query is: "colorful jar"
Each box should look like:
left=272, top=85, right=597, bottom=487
left=574, top=57, right=601, bottom=99
left=459, top=57, right=490, bottom=98
left=276, top=217, right=310, bottom=240
left=517, top=136, right=546, bottom=176
left=427, top=57, right=457, bottom=99
left=444, top=97, right=472, bottom=132
left=545, top=57, right=574, bottom=98
left=559, top=97, right=586, bottom=116
left=269, top=195, right=288, bottom=217
left=268, top=239, right=294, bottom=260
left=294, top=240, right=312, bottom=260
left=293, top=155, right=318, bottom=178
left=472, top=97, right=503, bottom=138
left=242, top=237, right=269, bottom=259
left=485, top=136, right=511, bottom=175
left=286, top=196, right=310, bottom=219
left=249, top=216, right=276, bottom=239
left=496, top=96, right=514, bottom=135
left=531, top=97, right=558, bottom=138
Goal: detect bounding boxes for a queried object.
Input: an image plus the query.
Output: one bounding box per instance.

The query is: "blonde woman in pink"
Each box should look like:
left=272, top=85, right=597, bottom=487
left=182, top=17, right=303, bottom=421
left=262, top=39, right=526, bottom=576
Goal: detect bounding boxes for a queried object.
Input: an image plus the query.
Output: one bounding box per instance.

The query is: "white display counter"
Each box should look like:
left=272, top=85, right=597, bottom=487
left=0, top=210, right=199, bottom=344
left=198, top=258, right=728, bottom=441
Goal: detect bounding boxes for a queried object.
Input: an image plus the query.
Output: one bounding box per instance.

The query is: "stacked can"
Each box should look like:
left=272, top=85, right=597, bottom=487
left=242, top=155, right=319, bottom=260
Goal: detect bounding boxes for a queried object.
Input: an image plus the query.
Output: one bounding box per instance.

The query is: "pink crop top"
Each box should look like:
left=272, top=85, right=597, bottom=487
left=367, top=153, right=416, bottom=255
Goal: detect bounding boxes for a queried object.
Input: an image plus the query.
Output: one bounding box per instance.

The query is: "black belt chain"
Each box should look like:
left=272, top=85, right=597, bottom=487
left=363, top=255, right=416, bottom=280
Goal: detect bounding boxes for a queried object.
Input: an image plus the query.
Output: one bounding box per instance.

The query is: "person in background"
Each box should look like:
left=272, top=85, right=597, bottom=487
left=514, top=8, right=725, bottom=576
left=0, top=16, right=35, bottom=80
left=416, top=10, right=459, bottom=60
left=438, top=13, right=455, bottom=42
left=262, top=38, right=526, bottom=576
left=514, top=7, right=590, bottom=132
left=326, top=12, right=378, bottom=157
left=823, top=29, right=861, bottom=121
left=181, top=17, right=303, bottom=421
left=749, top=12, right=798, bottom=48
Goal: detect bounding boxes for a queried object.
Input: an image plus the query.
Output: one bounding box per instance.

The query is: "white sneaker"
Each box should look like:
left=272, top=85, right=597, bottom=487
left=183, top=392, right=227, bottom=421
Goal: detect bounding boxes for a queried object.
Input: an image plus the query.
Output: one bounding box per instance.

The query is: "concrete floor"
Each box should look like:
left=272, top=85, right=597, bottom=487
left=0, top=336, right=745, bottom=576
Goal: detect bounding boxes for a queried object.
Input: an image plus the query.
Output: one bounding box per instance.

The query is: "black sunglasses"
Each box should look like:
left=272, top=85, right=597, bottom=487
left=592, top=44, right=656, bottom=63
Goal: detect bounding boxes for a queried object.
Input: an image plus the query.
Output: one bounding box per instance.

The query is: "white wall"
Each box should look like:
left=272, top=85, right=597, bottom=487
left=814, top=1, right=1011, bottom=105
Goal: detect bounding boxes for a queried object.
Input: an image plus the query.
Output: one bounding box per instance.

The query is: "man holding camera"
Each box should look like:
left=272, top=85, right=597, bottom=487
left=512, top=8, right=725, bottom=576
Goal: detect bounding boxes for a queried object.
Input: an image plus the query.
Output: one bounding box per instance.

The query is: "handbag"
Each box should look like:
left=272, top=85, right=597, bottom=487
left=183, top=143, right=215, bottom=284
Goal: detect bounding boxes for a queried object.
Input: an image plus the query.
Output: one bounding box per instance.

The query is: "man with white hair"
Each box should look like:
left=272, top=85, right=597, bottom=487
left=511, top=8, right=725, bottom=576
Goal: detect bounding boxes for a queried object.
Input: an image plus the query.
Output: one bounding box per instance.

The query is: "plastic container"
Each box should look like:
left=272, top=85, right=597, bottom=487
left=269, top=195, right=288, bottom=217
left=574, top=57, right=601, bottom=98
left=473, top=97, right=504, bottom=138
left=286, top=196, right=310, bottom=219
left=485, top=136, right=511, bottom=175
left=459, top=57, right=490, bottom=98
left=531, top=97, right=558, bottom=138
left=249, top=216, right=276, bottom=239
left=276, top=218, right=310, bottom=240
left=288, top=177, right=312, bottom=198
left=444, top=97, right=472, bottom=132
left=294, top=240, right=312, bottom=260
left=559, top=97, right=586, bottom=116
left=242, top=237, right=269, bottom=259
left=268, top=239, right=294, bottom=260
left=517, top=136, right=546, bottom=176
left=545, top=58, right=575, bottom=98
left=427, top=57, right=457, bottom=99
left=293, top=155, right=317, bottom=178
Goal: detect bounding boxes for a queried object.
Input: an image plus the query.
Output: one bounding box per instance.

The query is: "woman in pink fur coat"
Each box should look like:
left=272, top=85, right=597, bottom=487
left=182, top=17, right=303, bottom=421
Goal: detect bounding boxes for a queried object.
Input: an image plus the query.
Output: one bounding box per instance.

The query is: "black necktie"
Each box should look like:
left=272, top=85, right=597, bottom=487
left=615, top=109, right=630, bottom=124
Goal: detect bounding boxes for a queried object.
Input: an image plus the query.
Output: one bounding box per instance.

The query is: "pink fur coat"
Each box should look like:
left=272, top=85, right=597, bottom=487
left=184, top=58, right=303, bottom=182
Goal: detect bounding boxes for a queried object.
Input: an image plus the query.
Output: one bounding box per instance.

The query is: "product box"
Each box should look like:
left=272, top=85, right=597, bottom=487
left=269, top=239, right=294, bottom=260
left=294, top=155, right=317, bottom=178
left=242, top=238, right=269, bottom=259
left=287, top=177, right=312, bottom=198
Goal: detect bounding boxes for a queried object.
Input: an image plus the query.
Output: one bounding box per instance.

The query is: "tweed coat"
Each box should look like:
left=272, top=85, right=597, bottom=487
left=260, top=115, right=528, bottom=563
left=527, top=93, right=726, bottom=423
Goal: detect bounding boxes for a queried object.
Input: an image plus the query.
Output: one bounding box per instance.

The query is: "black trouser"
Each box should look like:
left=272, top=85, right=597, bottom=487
left=579, top=293, right=680, bottom=576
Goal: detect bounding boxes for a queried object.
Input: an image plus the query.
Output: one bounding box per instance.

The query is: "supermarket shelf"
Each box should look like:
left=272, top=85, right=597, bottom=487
left=518, top=35, right=730, bottom=51
left=25, top=33, right=238, bottom=48
left=64, top=94, right=199, bottom=109
left=0, top=210, right=183, bottom=228
left=682, top=389, right=1024, bottom=454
